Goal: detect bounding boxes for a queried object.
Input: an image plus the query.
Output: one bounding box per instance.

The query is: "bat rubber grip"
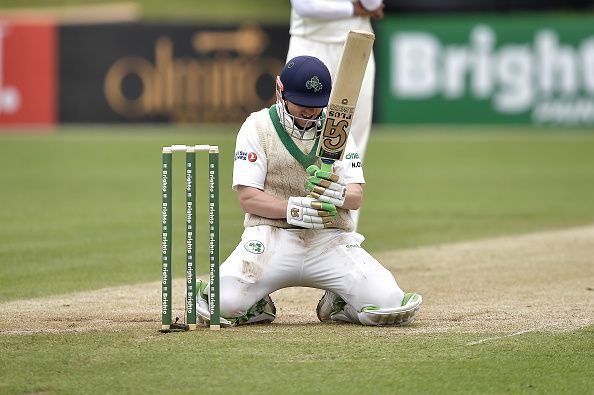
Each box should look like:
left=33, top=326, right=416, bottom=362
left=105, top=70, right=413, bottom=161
left=320, top=161, right=333, bottom=173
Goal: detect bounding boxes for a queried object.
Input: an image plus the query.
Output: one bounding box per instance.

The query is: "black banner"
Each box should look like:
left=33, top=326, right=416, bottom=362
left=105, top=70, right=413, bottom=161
left=384, top=0, right=594, bottom=12
left=59, top=23, right=289, bottom=123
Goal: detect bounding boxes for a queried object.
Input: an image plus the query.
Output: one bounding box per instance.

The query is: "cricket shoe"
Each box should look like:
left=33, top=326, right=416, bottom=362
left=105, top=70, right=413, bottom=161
left=195, top=280, right=276, bottom=327
left=232, top=295, right=276, bottom=326
left=196, top=279, right=234, bottom=328
left=316, top=290, right=347, bottom=322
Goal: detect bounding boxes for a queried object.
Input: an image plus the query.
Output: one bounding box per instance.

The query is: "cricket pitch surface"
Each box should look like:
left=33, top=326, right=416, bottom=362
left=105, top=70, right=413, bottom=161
left=1, top=225, right=592, bottom=336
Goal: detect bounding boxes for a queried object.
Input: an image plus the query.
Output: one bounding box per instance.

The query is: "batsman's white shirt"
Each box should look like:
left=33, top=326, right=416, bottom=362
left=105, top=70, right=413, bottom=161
left=217, top=107, right=404, bottom=320
left=232, top=109, right=363, bottom=195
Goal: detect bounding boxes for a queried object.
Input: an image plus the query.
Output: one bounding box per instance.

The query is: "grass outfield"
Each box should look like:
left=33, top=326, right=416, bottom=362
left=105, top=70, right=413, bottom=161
left=1, top=328, right=592, bottom=394
left=1, top=126, right=593, bottom=300
left=0, top=126, right=593, bottom=394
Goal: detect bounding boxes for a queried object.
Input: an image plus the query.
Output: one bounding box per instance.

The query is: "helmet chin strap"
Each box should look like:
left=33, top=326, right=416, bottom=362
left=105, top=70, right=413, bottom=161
left=285, top=102, right=321, bottom=130
left=283, top=101, right=322, bottom=140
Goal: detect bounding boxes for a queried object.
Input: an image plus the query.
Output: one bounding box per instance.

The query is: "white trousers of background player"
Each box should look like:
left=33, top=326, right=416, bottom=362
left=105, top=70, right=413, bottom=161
left=219, top=225, right=404, bottom=321
left=287, top=36, right=375, bottom=228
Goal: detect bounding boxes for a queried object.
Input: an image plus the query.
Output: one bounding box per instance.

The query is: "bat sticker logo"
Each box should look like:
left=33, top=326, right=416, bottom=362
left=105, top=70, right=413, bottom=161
left=321, top=117, right=349, bottom=152
left=305, top=76, right=323, bottom=92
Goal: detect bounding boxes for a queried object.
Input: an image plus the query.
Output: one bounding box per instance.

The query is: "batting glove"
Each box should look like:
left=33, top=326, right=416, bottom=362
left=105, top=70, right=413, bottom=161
left=305, top=165, right=347, bottom=207
left=287, top=196, right=336, bottom=229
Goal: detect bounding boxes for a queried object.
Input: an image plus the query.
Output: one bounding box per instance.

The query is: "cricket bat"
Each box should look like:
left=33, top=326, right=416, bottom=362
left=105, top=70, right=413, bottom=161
left=316, top=30, right=375, bottom=173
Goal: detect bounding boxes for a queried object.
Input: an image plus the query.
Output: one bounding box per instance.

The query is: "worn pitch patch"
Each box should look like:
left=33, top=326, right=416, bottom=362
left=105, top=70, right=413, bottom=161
left=1, top=225, right=593, bottom=335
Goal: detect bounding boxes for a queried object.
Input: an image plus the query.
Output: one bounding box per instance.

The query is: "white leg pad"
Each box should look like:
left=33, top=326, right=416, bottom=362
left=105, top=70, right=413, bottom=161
left=197, top=299, right=234, bottom=328
left=337, top=294, right=422, bottom=326
left=357, top=294, right=422, bottom=326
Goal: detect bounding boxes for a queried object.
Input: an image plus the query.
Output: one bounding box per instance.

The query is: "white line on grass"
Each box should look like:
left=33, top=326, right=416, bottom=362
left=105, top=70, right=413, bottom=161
left=465, top=320, right=591, bottom=346
left=466, top=327, right=544, bottom=346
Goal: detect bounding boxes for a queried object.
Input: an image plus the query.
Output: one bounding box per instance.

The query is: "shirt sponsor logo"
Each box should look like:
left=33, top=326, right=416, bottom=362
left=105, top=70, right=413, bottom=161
left=247, top=152, right=258, bottom=162
left=234, top=150, right=247, bottom=161
left=345, top=152, right=359, bottom=160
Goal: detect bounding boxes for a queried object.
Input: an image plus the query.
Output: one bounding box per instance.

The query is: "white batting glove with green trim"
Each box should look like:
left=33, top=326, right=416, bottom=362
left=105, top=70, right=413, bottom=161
left=287, top=196, right=336, bottom=229
left=305, top=165, right=347, bottom=207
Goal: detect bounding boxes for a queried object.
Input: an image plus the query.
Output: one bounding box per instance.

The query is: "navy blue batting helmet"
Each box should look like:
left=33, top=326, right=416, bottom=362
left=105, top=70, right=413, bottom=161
left=279, top=56, right=331, bottom=108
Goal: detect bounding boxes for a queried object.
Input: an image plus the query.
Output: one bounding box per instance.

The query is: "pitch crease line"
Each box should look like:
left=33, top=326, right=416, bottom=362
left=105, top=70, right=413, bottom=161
left=465, top=321, right=584, bottom=346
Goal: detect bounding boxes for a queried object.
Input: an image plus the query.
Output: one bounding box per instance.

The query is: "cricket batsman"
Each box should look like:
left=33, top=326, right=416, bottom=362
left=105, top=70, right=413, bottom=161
left=196, top=55, right=422, bottom=326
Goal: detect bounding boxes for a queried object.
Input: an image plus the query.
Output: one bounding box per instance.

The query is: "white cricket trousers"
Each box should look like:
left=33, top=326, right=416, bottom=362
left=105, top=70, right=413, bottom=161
left=219, top=225, right=404, bottom=319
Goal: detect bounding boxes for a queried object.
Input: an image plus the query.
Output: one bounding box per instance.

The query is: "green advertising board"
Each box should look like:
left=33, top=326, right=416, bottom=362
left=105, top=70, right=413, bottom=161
left=374, top=14, right=594, bottom=126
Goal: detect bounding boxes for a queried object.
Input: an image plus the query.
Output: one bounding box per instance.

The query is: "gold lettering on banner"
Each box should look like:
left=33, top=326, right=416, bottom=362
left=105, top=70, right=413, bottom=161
left=103, top=25, right=282, bottom=122
left=104, top=57, right=155, bottom=117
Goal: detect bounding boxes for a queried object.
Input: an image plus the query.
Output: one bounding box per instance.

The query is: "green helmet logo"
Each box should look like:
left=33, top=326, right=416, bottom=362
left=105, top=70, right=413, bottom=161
left=306, top=76, right=323, bottom=92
